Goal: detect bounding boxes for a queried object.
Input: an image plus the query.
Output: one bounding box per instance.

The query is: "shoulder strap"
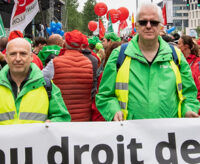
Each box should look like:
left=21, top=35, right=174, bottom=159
left=169, top=44, right=180, bottom=69
left=117, top=43, right=129, bottom=70
left=44, top=77, right=52, bottom=100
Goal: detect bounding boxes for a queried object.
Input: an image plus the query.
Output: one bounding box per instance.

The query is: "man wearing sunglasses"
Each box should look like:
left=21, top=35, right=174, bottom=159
left=96, top=3, right=199, bottom=121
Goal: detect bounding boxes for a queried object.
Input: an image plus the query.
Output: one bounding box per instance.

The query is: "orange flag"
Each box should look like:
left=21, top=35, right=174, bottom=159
left=131, top=13, right=135, bottom=35
left=99, top=19, right=105, bottom=39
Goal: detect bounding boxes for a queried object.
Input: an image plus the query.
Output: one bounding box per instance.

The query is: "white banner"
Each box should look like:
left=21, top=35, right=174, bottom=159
left=10, top=0, right=39, bottom=32
left=0, top=118, right=200, bottom=164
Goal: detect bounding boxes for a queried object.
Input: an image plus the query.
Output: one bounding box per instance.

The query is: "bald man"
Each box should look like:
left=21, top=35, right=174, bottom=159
left=38, top=34, right=63, bottom=66
left=0, top=38, right=71, bottom=125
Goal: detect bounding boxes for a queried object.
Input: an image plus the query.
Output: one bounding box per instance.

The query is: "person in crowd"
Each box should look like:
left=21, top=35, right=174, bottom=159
left=45, top=54, right=56, bottom=66
left=92, top=41, right=121, bottom=121
left=178, top=35, right=200, bottom=101
left=81, top=34, right=98, bottom=100
left=88, top=36, right=101, bottom=67
left=38, top=34, right=63, bottom=66
left=32, top=37, right=47, bottom=55
left=102, top=32, right=121, bottom=51
left=95, top=42, right=105, bottom=62
left=172, top=33, right=180, bottom=44
left=0, top=37, right=8, bottom=69
left=96, top=3, right=199, bottom=121
left=5, top=30, right=44, bottom=70
left=0, top=38, right=71, bottom=125
left=43, top=30, right=94, bottom=122
left=0, top=37, right=8, bottom=53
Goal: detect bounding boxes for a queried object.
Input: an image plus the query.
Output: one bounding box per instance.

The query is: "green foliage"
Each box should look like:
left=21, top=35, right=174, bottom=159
left=196, top=26, right=200, bottom=35
left=82, top=0, right=98, bottom=35
left=63, top=0, right=98, bottom=34
left=64, top=0, right=83, bottom=32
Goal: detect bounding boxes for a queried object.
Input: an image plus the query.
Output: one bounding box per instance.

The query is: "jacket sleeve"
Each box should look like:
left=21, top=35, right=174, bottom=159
left=48, top=83, right=71, bottom=122
left=180, top=53, right=200, bottom=117
left=42, top=60, right=55, bottom=80
left=95, top=47, right=121, bottom=121
left=191, top=61, right=200, bottom=102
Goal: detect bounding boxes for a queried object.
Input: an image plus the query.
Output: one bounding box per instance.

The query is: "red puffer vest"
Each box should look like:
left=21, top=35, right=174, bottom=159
left=53, top=50, right=93, bottom=121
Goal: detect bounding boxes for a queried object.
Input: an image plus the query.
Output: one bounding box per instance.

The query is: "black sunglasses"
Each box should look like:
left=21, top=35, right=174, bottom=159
left=138, top=20, right=160, bottom=26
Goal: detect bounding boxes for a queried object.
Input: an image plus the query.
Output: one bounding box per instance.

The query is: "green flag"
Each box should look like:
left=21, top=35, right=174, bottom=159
left=107, top=14, right=114, bottom=33
left=0, top=15, right=6, bottom=37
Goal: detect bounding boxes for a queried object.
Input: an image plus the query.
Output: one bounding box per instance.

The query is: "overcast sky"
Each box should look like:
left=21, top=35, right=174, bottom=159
left=77, top=0, right=162, bottom=32
left=77, top=0, right=162, bottom=13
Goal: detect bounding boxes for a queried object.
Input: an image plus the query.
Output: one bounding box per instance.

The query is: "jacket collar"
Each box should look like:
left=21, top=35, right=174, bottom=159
left=0, top=63, right=44, bottom=88
left=125, top=34, right=174, bottom=63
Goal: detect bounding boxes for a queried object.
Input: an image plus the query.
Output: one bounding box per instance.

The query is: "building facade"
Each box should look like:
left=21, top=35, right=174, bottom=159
left=188, top=0, right=200, bottom=29
left=157, top=0, right=188, bottom=31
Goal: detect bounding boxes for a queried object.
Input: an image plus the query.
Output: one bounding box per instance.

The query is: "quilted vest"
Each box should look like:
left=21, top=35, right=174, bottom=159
left=53, top=50, right=93, bottom=121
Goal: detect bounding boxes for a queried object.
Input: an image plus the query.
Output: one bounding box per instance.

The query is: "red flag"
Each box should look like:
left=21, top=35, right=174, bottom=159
left=131, top=12, right=136, bottom=35
left=118, top=20, right=128, bottom=36
left=162, top=4, right=167, bottom=25
left=99, top=19, right=105, bottom=39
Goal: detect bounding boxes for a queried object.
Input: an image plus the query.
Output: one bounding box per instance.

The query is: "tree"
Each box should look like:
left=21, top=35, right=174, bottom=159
left=196, top=26, right=200, bottom=36
left=64, top=0, right=82, bottom=32
left=82, top=0, right=98, bottom=35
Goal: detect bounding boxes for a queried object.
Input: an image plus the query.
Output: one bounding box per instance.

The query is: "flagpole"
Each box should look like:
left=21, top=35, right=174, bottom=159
left=136, top=0, right=138, bottom=13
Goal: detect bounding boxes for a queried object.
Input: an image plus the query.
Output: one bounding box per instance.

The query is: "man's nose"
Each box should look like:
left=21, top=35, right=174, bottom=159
left=146, top=21, right=151, bottom=28
left=16, top=54, right=21, bottom=61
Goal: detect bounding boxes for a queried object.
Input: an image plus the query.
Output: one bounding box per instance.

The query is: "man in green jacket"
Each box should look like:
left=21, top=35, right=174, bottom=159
left=0, top=38, right=71, bottom=125
left=38, top=34, right=63, bottom=66
left=96, top=3, right=200, bottom=121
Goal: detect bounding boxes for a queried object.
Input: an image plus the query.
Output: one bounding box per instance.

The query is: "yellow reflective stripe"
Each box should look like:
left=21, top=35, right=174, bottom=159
left=19, top=112, right=47, bottom=121
left=115, top=82, right=128, bottom=90
left=0, top=111, right=15, bottom=121
left=115, top=56, right=131, bottom=120
left=170, top=47, right=185, bottom=118
left=118, top=101, right=126, bottom=109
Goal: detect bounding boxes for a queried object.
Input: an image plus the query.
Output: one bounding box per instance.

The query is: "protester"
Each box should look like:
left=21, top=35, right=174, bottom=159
left=81, top=34, right=98, bottom=100
left=32, top=36, right=47, bottom=55
left=92, top=41, right=121, bottom=121
left=43, top=30, right=94, bottom=121
left=96, top=3, right=199, bottom=121
left=178, top=35, right=200, bottom=101
left=95, top=42, right=105, bottom=62
left=0, top=37, right=8, bottom=69
left=0, top=38, right=71, bottom=125
left=38, top=34, right=63, bottom=66
left=102, top=32, right=121, bottom=51
left=88, top=36, right=101, bottom=66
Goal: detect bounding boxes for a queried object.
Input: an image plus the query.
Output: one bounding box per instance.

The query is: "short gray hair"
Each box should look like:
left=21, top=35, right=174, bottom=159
left=136, top=3, right=164, bottom=24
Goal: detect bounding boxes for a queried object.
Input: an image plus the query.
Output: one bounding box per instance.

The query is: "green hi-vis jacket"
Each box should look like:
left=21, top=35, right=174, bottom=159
left=38, top=45, right=62, bottom=66
left=96, top=34, right=200, bottom=121
left=0, top=63, right=71, bottom=125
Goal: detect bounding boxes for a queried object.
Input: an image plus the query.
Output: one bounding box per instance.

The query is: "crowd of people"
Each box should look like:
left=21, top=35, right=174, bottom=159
left=0, top=3, right=200, bottom=125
